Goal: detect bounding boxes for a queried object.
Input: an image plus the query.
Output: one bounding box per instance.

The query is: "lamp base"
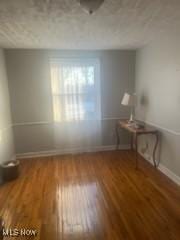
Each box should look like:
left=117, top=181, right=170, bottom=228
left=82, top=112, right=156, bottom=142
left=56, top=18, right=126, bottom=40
left=128, top=113, right=134, bottom=123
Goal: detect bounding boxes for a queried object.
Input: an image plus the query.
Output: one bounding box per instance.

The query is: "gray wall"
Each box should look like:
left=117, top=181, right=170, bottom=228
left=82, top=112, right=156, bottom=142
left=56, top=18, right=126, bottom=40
left=5, top=50, right=135, bottom=154
left=135, top=34, right=180, bottom=177
left=0, top=49, right=14, bottom=163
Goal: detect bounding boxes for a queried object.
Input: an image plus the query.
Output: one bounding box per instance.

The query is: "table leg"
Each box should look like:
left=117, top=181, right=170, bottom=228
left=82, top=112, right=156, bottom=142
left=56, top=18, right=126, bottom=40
left=131, top=133, right=134, bottom=150
left=152, top=132, right=159, bottom=168
left=135, top=133, right=138, bottom=169
left=116, top=122, right=120, bottom=150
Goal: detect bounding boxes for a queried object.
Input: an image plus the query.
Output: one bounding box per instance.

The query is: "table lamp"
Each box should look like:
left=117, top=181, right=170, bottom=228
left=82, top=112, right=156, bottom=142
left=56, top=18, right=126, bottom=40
left=121, top=93, right=136, bottom=122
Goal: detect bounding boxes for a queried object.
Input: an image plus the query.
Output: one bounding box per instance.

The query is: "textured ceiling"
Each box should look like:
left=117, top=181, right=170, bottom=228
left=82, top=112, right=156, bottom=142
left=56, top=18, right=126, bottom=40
left=0, top=0, right=180, bottom=49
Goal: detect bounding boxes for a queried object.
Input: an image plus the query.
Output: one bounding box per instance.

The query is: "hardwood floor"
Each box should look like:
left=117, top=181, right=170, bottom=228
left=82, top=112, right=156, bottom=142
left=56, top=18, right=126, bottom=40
left=0, top=150, right=180, bottom=240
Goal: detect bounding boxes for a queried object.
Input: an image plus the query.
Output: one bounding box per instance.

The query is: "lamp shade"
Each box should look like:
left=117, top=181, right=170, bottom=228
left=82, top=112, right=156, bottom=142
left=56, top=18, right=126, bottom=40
left=121, top=93, right=135, bottom=106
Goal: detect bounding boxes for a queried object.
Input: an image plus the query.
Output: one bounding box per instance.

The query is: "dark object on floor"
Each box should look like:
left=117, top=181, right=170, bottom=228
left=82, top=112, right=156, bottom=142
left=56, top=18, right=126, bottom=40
left=0, top=160, right=20, bottom=182
left=0, top=217, right=4, bottom=240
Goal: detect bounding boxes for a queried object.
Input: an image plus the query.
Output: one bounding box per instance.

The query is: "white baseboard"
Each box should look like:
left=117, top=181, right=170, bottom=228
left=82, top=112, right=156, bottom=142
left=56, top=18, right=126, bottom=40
left=140, top=152, right=180, bottom=186
left=16, top=144, right=130, bottom=159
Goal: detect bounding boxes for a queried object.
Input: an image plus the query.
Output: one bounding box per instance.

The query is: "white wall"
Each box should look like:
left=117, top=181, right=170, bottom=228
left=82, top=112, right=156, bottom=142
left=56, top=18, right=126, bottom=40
left=0, top=49, right=14, bottom=164
left=5, top=50, right=135, bottom=154
left=135, top=32, right=180, bottom=177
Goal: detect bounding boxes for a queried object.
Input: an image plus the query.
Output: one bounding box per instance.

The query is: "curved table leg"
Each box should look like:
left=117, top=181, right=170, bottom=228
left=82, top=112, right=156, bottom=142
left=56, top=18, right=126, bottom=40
left=152, top=132, right=159, bottom=168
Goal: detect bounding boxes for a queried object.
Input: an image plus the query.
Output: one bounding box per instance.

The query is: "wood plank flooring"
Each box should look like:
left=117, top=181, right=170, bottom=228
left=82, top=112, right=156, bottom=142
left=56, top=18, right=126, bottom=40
left=0, top=150, right=180, bottom=240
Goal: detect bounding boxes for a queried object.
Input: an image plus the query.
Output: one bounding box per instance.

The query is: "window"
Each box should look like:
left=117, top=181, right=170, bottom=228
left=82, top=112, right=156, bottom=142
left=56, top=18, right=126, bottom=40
left=50, top=58, right=100, bottom=122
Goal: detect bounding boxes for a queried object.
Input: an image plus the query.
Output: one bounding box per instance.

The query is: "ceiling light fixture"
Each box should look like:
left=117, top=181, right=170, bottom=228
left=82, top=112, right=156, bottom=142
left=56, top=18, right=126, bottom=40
left=79, top=0, right=104, bottom=14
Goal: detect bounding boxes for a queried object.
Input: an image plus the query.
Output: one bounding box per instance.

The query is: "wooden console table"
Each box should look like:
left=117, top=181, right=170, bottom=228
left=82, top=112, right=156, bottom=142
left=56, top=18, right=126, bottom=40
left=116, top=119, right=159, bottom=169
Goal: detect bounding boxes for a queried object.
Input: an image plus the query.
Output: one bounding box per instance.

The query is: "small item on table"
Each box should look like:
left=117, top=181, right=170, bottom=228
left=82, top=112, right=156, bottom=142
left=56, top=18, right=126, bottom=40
left=134, top=122, right=145, bottom=129
left=126, top=121, right=145, bottom=129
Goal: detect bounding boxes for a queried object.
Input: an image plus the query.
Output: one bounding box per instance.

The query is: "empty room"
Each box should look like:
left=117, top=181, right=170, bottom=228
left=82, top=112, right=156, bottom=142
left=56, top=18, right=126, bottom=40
left=0, top=0, right=180, bottom=239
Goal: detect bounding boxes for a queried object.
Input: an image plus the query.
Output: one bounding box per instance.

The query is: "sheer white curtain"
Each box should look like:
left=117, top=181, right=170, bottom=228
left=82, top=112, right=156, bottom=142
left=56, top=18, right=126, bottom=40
left=50, top=58, right=102, bottom=152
